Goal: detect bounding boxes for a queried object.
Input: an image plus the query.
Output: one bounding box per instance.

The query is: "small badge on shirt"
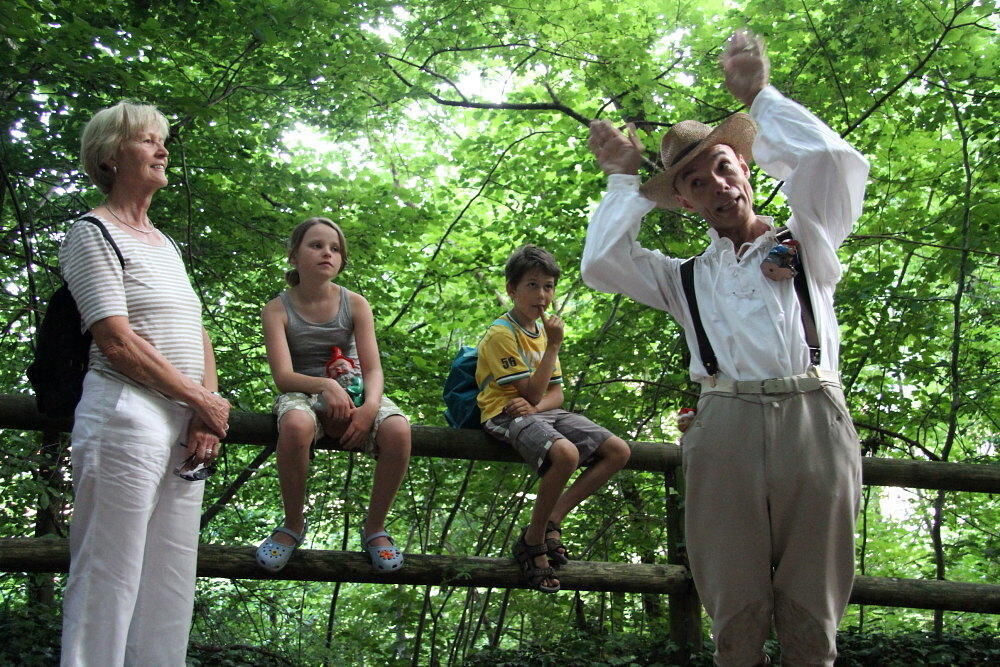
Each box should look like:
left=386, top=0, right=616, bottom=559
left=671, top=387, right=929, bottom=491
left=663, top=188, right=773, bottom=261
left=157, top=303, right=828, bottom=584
left=760, top=239, right=800, bottom=281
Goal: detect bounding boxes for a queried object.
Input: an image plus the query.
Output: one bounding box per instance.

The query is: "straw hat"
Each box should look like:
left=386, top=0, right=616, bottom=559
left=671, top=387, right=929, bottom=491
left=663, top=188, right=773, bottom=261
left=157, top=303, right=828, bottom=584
left=639, top=113, right=757, bottom=209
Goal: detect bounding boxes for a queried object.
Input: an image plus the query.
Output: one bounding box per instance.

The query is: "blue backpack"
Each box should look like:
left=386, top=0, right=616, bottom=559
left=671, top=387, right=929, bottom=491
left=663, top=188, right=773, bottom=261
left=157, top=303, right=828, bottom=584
left=443, top=318, right=518, bottom=428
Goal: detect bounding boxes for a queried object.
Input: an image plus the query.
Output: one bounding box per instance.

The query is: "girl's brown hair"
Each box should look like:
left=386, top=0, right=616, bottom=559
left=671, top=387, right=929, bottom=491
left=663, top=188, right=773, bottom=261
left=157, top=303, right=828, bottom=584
left=285, top=217, right=349, bottom=286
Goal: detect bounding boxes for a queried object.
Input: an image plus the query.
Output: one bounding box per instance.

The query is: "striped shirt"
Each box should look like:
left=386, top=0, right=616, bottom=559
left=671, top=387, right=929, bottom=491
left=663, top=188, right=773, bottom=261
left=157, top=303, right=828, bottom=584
left=59, top=215, right=205, bottom=386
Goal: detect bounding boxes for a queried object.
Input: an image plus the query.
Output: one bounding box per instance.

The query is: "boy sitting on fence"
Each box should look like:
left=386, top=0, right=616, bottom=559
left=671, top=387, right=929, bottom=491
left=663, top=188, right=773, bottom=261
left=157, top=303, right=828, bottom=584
left=476, top=244, right=631, bottom=593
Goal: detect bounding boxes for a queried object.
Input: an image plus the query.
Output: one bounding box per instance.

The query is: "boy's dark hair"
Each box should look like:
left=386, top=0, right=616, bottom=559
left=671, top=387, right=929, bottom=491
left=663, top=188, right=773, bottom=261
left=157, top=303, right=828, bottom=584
left=505, top=244, right=561, bottom=286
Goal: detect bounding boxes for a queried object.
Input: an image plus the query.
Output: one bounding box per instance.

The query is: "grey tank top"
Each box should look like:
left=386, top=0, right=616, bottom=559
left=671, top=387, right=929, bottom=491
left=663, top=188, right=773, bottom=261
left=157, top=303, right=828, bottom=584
left=280, top=286, right=359, bottom=378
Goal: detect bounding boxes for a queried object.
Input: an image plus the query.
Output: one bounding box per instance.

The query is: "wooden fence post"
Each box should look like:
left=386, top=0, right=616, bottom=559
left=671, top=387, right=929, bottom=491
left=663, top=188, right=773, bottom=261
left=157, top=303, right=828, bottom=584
left=27, top=428, right=65, bottom=607
left=665, top=467, right=702, bottom=663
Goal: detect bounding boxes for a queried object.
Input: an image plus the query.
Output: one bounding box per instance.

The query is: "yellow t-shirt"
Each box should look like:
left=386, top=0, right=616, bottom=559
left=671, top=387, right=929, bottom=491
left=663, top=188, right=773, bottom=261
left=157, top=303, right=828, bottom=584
left=476, top=313, right=562, bottom=422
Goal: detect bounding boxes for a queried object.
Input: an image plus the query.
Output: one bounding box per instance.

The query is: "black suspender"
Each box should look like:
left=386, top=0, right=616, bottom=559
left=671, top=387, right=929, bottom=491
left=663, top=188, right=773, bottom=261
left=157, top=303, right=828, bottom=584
left=776, top=228, right=821, bottom=366
left=680, top=227, right=821, bottom=378
left=679, top=252, right=718, bottom=377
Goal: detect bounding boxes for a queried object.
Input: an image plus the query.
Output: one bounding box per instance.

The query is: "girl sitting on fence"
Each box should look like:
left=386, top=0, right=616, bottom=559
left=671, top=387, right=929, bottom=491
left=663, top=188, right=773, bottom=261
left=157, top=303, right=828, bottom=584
left=256, top=217, right=411, bottom=572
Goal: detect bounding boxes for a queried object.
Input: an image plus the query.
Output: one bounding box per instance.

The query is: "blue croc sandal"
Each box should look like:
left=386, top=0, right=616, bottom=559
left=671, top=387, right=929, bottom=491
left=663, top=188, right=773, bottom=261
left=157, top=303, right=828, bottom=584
left=256, top=524, right=307, bottom=572
left=361, top=528, right=404, bottom=572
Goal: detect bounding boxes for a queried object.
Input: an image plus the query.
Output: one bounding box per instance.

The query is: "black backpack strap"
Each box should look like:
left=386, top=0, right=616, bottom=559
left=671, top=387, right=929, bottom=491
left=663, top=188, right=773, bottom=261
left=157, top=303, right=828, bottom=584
left=161, top=232, right=183, bottom=259
left=77, top=215, right=183, bottom=265
left=775, top=227, right=821, bottom=365
left=76, top=215, right=125, bottom=270
left=679, top=254, right=718, bottom=377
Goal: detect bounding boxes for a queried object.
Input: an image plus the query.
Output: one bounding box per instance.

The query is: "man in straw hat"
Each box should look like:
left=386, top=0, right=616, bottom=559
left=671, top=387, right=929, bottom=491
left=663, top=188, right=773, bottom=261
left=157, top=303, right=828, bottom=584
left=582, top=31, right=869, bottom=666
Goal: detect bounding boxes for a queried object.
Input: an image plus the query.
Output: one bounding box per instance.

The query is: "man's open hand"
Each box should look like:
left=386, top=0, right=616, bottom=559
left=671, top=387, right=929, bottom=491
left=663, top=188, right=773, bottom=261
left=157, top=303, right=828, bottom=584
left=721, top=30, right=770, bottom=108
left=588, top=121, right=644, bottom=176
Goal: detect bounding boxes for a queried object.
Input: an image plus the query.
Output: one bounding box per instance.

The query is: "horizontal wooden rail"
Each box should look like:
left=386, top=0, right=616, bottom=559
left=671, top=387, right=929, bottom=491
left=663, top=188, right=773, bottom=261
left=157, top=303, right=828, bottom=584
left=853, top=574, right=1000, bottom=614
left=3, top=538, right=998, bottom=613
left=0, top=538, right=688, bottom=595
left=1, top=394, right=997, bottom=492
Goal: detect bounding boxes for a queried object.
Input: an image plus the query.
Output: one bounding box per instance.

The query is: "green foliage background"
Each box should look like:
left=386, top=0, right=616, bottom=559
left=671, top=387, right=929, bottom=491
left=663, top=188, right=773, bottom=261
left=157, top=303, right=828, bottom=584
left=1, top=0, right=997, bottom=663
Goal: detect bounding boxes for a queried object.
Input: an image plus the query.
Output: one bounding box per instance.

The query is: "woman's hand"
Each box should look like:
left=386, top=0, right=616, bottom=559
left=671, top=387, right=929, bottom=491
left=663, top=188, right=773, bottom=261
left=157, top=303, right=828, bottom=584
left=319, top=381, right=354, bottom=422
left=90, top=316, right=231, bottom=437
left=339, top=402, right=377, bottom=451
left=185, top=415, right=221, bottom=466
left=195, top=390, right=230, bottom=439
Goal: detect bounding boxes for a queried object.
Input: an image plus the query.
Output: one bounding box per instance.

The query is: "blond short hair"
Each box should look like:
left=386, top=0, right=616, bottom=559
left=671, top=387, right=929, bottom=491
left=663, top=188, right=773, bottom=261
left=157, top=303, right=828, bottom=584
left=80, top=101, right=170, bottom=194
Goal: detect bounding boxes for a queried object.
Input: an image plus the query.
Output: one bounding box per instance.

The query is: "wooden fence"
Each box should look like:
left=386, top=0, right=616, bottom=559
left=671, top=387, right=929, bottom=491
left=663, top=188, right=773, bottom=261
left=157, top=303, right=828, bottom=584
left=1, top=393, right=998, bottom=652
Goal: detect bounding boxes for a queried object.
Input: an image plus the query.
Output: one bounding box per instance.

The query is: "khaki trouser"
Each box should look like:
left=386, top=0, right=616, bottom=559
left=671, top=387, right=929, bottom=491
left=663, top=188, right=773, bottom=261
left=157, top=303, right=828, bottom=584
left=681, top=376, right=861, bottom=667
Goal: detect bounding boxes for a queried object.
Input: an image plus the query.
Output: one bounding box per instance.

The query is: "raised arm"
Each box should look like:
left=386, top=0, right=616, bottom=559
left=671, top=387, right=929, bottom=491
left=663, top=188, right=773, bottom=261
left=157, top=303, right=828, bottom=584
left=727, top=30, right=869, bottom=267
left=720, top=30, right=770, bottom=108
left=580, top=175, right=687, bottom=317
left=509, top=312, right=563, bottom=406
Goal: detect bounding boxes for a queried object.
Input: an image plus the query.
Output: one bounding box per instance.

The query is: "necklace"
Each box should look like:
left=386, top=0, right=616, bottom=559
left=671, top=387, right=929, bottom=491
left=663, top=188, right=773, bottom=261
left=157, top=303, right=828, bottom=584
left=105, top=203, right=155, bottom=234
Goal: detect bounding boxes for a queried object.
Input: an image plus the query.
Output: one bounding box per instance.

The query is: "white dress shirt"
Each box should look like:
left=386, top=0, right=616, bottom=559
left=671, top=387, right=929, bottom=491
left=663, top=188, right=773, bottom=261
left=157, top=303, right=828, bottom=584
left=581, top=86, right=869, bottom=382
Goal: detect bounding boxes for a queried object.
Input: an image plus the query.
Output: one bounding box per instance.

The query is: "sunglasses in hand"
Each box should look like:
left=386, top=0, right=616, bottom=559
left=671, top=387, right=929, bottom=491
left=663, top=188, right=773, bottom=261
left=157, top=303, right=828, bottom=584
left=173, top=451, right=216, bottom=481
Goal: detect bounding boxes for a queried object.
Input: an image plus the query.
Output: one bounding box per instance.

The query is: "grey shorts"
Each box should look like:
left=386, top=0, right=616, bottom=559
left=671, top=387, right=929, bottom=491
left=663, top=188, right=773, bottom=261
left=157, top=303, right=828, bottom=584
left=484, top=408, right=613, bottom=475
left=272, top=392, right=406, bottom=458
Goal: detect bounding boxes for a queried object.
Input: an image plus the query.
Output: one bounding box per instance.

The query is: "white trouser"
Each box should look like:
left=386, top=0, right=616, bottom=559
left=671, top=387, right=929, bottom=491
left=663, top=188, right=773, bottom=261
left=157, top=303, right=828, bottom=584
left=61, top=371, right=203, bottom=667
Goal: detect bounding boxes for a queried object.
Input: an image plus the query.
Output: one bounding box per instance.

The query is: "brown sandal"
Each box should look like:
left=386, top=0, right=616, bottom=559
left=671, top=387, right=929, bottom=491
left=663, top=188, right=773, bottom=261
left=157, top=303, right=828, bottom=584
left=513, top=528, right=560, bottom=593
left=545, top=521, right=569, bottom=567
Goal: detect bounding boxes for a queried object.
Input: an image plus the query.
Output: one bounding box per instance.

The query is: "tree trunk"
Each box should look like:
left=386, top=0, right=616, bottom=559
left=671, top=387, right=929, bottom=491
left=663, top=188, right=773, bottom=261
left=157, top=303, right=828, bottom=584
left=665, top=468, right=701, bottom=663
left=27, top=428, right=67, bottom=607
left=323, top=452, right=355, bottom=664
left=490, top=588, right=512, bottom=648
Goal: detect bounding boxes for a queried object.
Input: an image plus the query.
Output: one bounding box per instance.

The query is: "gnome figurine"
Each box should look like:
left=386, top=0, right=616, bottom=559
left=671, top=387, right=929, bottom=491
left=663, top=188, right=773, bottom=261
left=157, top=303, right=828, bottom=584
left=761, top=239, right=800, bottom=281
left=677, top=407, right=697, bottom=433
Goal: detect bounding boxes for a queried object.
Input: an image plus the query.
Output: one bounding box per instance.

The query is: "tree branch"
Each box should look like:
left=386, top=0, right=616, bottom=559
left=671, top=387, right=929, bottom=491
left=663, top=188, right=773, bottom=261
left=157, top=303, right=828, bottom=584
left=420, top=43, right=604, bottom=67
left=387, top=131, right=558, bottom=328
left=846, top=234, right=1000, bottom=259
left=200, top=445, right=275, bottom=528
left=939, top=73, right=974, bottom=465
left=853, top=420, right=941, bottom=462
left=800, top=0, right=851, bottom=127
left=379, top=53, right=591, bottom=126
left=841, top=0, right=979, bottom=138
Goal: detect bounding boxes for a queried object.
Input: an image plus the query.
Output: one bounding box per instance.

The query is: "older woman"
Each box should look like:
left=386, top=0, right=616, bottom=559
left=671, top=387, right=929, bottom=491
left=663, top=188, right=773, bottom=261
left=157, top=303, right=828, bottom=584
left=58, top=101, right=230, bottom=666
